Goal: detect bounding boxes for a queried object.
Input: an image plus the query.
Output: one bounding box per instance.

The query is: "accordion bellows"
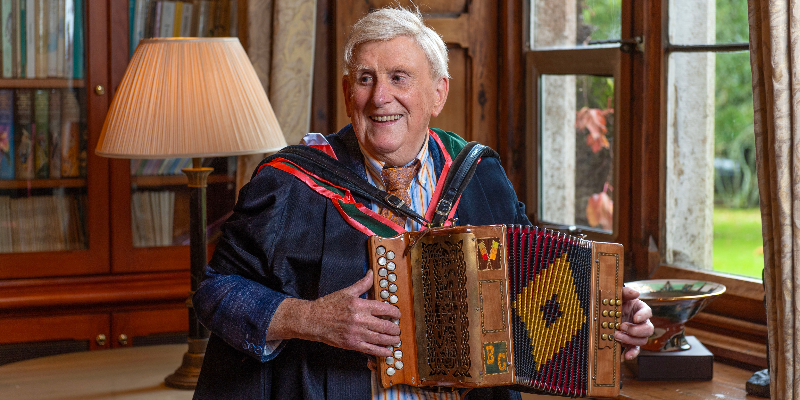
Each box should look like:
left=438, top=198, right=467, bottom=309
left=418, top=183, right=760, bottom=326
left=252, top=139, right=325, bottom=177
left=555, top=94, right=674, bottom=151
left=369, top=225, right=623, bottom=398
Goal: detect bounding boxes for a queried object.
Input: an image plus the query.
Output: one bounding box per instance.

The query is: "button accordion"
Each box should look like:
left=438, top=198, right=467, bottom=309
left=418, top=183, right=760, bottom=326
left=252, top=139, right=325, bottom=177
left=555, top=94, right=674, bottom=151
left=369, top=225, right=623, bottom=398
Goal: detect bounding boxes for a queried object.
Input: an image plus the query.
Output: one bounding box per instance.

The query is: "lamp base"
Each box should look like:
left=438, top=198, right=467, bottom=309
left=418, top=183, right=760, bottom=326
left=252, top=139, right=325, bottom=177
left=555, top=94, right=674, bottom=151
left=164, top=337, right=208, bottom=390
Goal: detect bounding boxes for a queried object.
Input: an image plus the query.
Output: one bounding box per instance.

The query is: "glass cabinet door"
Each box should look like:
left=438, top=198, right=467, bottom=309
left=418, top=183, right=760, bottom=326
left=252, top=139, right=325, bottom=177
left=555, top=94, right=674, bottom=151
left=0, top=1, right=90, bottom=253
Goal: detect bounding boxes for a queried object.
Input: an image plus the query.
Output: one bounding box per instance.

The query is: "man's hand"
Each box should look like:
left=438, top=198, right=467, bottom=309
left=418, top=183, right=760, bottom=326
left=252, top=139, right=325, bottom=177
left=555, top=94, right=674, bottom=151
left=615, top=286, right=654, bottom=360
left=268, top=270, right=401, bottom=357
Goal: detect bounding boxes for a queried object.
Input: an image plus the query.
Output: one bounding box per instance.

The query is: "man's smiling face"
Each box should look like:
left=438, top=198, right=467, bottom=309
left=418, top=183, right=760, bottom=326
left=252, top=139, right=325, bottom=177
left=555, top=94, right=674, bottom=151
left=343, top=36, right=448, bottom=166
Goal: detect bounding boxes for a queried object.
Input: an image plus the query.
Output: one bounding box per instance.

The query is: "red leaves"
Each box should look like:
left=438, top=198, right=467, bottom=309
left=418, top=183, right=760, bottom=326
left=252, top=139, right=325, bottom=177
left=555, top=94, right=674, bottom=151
left=575, top=107, right=612, bottom=153
left=586, top=184, right=613, bottom=231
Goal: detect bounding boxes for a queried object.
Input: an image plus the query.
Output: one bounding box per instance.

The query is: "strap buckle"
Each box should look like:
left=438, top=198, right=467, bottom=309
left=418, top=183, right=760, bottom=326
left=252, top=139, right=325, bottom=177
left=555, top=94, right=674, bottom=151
left=385, top=194, right=405, bottom=208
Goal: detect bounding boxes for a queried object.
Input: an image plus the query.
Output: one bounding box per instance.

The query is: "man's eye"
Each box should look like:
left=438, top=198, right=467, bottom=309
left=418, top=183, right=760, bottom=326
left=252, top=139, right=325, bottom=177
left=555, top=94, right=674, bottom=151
left=359, top=75, right=373, bottom=84
left=392, top=75, right=406, bottom=83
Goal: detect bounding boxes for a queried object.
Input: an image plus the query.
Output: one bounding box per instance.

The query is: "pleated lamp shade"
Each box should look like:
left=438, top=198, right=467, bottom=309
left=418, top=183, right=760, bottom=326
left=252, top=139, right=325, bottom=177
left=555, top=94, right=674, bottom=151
left=96, top=37, right=286, bottom=159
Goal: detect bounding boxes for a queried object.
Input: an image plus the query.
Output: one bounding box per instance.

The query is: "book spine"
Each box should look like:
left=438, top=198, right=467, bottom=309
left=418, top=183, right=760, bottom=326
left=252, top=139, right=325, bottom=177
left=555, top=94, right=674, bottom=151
left=179, top=2, right=191, bottom=37
left=48, top=87, right=59, bottom=178
left=228, top=0, right=237, bottom=36
left=46, top=0, right=57, bottom=77
left=71, top=0, right=80, bottom=78
left=60, top=88, right=78, bottom=177
left=32, top=88, right=47, bottom=178
left=158, top=1, right=174, bottom=38
left=150, top=1, right=161, bottom=38
left=0, top=89, right=13, bottom=179
left=55, top=0, right=63, bottom=76
left=24, top=0, right=33, bottom=78
left=171, top=1, right=181, bottom=37
left=131, top=0, right=148, bottom=54
left=1, top=0, right=13, bottom=78
left=128, top=0, right=134, bottom=56
left=34, top=0, right=45, bottom=78
left=14, top=88, right=32, bottom=179
left=15, top=0, right=22, bottom=77
left=62, top=0, right=72, bottom=78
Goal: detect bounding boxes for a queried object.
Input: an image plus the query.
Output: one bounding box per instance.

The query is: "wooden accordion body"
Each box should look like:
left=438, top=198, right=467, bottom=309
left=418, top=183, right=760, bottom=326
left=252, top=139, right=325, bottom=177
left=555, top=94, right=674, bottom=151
left=368, top=225, right=623, bottom=398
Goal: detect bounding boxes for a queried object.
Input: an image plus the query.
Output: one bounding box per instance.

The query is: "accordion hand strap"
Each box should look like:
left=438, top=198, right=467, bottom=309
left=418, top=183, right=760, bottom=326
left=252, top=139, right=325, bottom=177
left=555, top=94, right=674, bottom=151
left=429, top=142, right=500, bottom=227
left=267, top=145, right=430, bottom=227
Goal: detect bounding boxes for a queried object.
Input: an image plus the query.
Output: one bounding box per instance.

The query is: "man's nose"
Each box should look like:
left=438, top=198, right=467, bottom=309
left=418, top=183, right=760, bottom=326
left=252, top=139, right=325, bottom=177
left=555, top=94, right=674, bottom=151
left=370, top=80, right=391, bottom=107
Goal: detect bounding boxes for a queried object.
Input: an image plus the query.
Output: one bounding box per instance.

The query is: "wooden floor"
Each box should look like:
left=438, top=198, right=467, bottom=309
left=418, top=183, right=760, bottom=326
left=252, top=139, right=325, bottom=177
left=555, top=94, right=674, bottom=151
left=0, top=344, right=762, bottom=400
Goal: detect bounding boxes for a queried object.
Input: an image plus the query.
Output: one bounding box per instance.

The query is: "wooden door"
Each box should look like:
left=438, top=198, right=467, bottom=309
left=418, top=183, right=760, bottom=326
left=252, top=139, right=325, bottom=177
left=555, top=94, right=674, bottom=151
left=334, top=0, right=499, bottom=145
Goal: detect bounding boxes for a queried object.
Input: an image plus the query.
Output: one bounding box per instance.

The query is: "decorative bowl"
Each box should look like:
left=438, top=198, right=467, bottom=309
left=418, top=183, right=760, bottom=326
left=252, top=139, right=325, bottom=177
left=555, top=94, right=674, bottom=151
left=625, top=279, right=726, bottom=352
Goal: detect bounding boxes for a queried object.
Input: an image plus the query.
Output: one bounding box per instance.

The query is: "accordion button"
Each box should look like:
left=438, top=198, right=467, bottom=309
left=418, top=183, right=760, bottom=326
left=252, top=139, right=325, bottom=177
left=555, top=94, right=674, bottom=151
left=387, top=367, right=396, bottom=376
left=380, top=290, right=390, bottom=299
left=389, top=284, right=398, bottom=293
left=379, top=268, right=388, bottom=277
left=395, top=360, right=404, bottom=370
left=378, top=257, right=387, bottom=266
left=601, top=334, right=608, bottom=340
left=602, top=310, right=609, bottom=317
left=388, top=273, right=397, bottom=282
left=609, top=334, right=615, bottom=340
left=602, top=299, right=609, bottom=306
left=392, top=319, right=400, bottom=325
left=395, top=340, right=402, bottom=347
left=389, top=295, right=398, bottom=304
left=380, top=279, right=389, bottom=288
left=386, top=356, right=395, bottom=365
left=377, top=246, right=386, bottom=255
left=616, top=311, right=622, bottom=318
left=394, top=350, right=402, bottom=359
left=616, top=299, right=622, bottom=306
left=601, top=322, right=608, bottom=329
left=387, top=262, right=396, bottom=271
left=387, top=251, right=395, bottom=260
left=616, top=323, right=621, bottom=330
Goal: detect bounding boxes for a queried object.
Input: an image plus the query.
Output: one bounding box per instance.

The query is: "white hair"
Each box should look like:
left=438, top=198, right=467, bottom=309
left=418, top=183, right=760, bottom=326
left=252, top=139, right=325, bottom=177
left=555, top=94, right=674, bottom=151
left=343, top=7, right=450, bottom=80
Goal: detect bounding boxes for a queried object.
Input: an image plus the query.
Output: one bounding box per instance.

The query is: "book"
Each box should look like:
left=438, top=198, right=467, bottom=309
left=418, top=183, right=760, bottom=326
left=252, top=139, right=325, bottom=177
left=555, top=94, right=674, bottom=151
left=72, top=0, right=81, bottom=78
left=60, top=88, right=78, bottom=177
left=56, top=0, right=64, bottom=77
left=0, top=89, right=13, bottom=179
left=46, top=0, right=58, bottom=77
left=14, top=89, right=33, bottom=180
left=34, top=0, right=46, bottom=78
left=228, top=0, right=237, bottom=36
left=148, top=0, right=161, bottom=38
left=1, top=0, right=14, bottom=78
left=0, top=196, right=11, bottom=252
left=16, top=0, right=24, bottom=77
left=130, top=0, right=149, bottom=55
left=32, top=89, right=48, bottom=178
left=63, top=0, right=73, bottom=78
left=179, top=2, right=191, bottom=37
left=77, top=87, right=85, bottom=176
left=48, top=88, right=60, bottom=178
left=171, top=0, right=181, bottom=37
left=25, top=0, right=34, bottom=78
left=192, top=0, right=210, bottom=37
left=158, top=1, right=175, bottom=38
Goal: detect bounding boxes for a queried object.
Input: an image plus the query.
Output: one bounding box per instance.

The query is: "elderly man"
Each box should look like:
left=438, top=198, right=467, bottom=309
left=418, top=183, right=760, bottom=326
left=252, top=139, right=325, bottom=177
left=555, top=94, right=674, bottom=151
left=193, top=7, right=653, bottom=400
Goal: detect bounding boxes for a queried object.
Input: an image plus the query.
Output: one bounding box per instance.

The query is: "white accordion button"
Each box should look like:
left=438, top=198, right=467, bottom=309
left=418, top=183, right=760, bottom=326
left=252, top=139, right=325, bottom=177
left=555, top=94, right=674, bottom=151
left=389, top=295, right=398, bottom=304
left=395, top=360, right=404, bottom=370
left=388, top=273, right=397, bottom=282
left=395, top=340, right=401, bottom=347
left=394, top=350, right=402, bottom=359
left=376, top=246, right=386, bottom=255
left=392, top=319, right=400, bottom=325
left=379, top=279, right=389, bottom=288
left=386, top=356, right=395, bottom=365
left=389, top=284, right=397, bottom=293
left=387, top=261, right=396, bottom=271
left=380, top=290, right=390, bottom=299
left=386, top=251, right=395, bottom=260
left=378, top=257, right=387, bottom=266
left=378, top=268, right=388, bottom=277
left=386, top=367, right=396, bottom=376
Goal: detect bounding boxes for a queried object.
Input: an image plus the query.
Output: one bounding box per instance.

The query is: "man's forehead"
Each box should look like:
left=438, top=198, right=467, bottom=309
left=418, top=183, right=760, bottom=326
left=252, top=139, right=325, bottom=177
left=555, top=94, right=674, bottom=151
left=349, top=38, right=430, bottom=74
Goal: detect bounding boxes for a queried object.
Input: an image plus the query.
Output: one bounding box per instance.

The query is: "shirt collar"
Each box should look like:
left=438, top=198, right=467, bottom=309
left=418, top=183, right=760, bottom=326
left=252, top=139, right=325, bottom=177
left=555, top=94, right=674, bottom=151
left=359, top=135, right=431, bottom=186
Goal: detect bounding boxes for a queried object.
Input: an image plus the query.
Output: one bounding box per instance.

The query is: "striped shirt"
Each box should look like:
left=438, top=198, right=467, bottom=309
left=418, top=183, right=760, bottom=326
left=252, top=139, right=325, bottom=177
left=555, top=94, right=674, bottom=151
left=361, top=135, right=464, bottom=400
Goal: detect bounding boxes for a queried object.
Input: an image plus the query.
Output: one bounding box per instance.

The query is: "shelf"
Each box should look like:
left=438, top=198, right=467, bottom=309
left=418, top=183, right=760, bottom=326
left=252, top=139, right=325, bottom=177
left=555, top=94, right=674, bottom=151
left=0, top=178, right=87, bottom=189
left=131, top=174, right=234, bottom=188
left=0, top=79, right=86, bottom=89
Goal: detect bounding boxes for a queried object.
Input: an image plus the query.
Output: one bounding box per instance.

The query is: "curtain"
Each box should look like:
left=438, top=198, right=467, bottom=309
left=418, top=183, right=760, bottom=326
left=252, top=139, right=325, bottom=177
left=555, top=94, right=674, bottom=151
left=748, top=0, right=800, bottom=397
left=236, top=0, right=317, bottom=193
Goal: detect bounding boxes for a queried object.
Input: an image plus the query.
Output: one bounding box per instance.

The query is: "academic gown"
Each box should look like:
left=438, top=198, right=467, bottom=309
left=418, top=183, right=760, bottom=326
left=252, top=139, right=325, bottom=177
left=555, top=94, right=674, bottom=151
left=192, top=125, right=530, bottom=400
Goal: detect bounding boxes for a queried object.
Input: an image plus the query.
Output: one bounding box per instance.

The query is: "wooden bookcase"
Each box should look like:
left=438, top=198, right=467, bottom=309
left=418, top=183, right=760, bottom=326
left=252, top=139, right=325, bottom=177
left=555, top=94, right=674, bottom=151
left=0, top=0, right=242, bottom=364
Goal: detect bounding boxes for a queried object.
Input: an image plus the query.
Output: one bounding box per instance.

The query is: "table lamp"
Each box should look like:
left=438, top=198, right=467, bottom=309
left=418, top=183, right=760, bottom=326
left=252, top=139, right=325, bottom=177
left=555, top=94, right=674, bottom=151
left=96, top=37, right=286, bottom=389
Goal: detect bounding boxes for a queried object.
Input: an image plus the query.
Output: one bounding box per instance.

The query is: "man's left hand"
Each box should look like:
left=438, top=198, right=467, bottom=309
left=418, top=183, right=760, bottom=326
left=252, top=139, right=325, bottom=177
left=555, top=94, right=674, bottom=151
left=614, top=286, right=654, bottom=360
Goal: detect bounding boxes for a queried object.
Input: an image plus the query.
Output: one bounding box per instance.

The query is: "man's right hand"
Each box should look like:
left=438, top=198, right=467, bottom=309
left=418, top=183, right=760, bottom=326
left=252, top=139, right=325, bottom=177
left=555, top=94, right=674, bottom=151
left=267, top=270, right=402, bottom=357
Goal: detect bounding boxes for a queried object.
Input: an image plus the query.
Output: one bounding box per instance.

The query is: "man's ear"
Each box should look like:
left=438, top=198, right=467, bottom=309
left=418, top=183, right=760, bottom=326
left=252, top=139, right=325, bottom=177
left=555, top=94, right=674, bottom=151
left=342, top=75, right=352, bottom=118
left=430, top=77, right=449, bottom=118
